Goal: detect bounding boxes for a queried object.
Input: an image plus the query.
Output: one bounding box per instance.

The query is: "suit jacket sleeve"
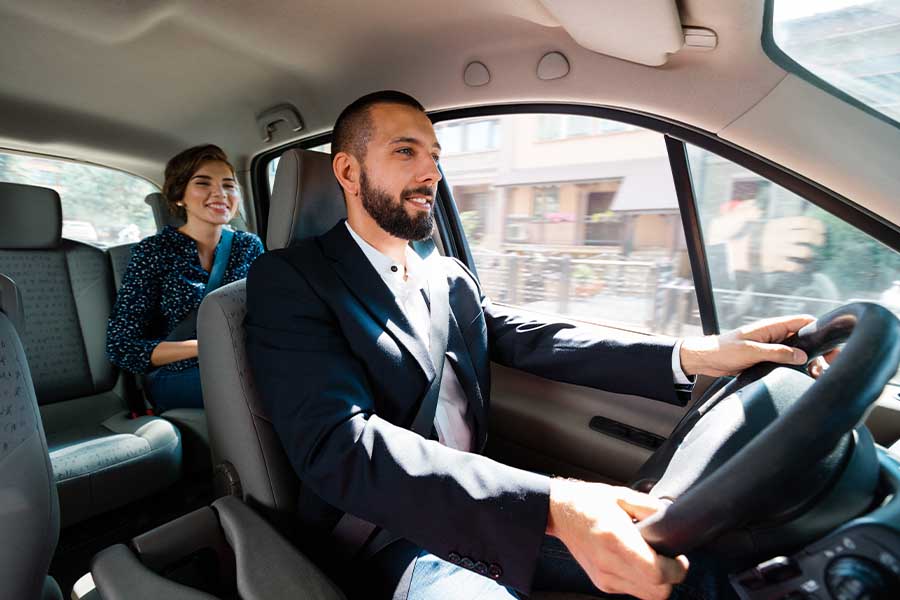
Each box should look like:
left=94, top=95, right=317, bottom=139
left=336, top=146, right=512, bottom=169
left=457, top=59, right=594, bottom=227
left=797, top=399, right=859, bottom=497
left=245, top=251, right=550, bottom=593
left=452, top=260, right=686, bottom=406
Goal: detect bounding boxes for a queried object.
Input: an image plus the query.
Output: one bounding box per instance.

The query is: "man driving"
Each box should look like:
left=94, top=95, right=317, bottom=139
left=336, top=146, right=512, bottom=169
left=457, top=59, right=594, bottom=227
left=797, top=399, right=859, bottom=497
left=245, top=90, right=828, bottom=600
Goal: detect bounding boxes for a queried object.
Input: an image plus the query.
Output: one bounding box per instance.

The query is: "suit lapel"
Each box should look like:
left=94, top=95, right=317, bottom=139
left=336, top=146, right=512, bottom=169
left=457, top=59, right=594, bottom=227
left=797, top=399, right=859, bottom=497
left=318, top=222, right=435, bottom=380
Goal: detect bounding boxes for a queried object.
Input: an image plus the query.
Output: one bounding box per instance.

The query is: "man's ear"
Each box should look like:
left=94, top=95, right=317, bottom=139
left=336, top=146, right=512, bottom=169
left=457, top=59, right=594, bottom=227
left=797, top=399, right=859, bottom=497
left=332, top=152, right=360, bottom=199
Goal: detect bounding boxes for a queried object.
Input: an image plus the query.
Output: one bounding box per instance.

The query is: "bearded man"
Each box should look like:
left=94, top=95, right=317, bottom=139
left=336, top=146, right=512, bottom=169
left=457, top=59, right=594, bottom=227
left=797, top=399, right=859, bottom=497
left=245, top=90, right=817, bottom=600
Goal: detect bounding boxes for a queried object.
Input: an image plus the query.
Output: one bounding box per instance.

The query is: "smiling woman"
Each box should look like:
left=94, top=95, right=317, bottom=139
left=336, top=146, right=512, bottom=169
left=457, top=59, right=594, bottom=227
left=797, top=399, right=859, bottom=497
left=106, top=144, right=264, bottom=412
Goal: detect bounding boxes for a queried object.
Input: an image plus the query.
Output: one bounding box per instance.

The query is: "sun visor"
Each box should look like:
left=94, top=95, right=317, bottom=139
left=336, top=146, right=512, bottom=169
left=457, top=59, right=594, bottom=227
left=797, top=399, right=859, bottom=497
left=539, top=0, right=684, bottom=67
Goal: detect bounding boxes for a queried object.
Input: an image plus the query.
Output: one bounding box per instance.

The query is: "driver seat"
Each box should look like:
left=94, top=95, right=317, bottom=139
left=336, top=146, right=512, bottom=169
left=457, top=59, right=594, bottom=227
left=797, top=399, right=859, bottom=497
left=0, top=273, right=63, bottom=600
left=197, top=149, right=590, bottom=599
left=198, top=149, right=345, bottom=529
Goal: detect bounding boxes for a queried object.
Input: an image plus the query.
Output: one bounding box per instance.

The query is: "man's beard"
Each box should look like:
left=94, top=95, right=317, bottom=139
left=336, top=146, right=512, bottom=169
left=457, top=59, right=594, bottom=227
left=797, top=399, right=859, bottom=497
left=360, top=169, right=434, bottom=241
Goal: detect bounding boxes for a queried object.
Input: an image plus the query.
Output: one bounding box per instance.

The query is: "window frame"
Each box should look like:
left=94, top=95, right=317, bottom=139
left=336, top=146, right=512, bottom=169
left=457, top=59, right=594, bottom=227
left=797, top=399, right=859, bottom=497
left=760, top=0, right=900, bottom=133
left=250, top=103, right=900, bottom=335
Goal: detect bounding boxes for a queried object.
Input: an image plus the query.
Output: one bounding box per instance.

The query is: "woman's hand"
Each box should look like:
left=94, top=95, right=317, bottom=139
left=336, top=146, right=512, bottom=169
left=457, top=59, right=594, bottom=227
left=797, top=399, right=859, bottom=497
left=149, top=340, right=199, bottom=367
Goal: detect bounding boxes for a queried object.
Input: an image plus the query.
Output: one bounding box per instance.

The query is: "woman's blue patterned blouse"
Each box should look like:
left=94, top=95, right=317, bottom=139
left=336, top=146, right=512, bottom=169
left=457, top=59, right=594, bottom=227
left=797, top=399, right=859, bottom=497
left=106, top=226, right=264, bottom=374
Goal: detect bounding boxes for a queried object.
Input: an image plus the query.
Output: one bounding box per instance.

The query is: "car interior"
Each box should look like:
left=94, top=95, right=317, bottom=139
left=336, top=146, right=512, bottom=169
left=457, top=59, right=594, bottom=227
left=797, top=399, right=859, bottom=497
left=1, top=1, right=899, bottom=599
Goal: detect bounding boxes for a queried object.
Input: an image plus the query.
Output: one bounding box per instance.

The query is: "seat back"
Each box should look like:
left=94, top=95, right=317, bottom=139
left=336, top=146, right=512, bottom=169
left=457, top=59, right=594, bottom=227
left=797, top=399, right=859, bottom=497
left=0, top=272, right=61, bottom=600
left=144, top=192, right=185, bottom=229
left=199, top=149, right=344, bottom=520
left=0, top=183, right=120, bottom=413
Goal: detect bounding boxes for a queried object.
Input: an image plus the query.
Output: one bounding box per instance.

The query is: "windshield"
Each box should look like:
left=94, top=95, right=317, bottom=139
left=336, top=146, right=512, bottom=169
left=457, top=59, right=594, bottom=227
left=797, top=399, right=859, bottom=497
left=771, top=0, right=900, bottom=126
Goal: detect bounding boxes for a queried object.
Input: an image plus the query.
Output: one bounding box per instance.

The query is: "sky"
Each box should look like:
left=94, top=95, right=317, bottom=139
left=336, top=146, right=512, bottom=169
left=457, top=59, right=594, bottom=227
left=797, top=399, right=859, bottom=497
left=774, top=0, right=877, bottom=21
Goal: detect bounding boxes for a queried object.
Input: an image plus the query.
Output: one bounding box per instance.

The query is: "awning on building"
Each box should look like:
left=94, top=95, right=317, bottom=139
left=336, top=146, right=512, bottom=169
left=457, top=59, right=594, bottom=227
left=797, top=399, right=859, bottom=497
left=493, top=156, right=678, bottom=212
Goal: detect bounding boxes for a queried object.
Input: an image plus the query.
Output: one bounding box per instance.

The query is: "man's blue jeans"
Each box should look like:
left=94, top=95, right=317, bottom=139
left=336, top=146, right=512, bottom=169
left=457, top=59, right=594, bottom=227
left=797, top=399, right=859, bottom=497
left=402, top=536, right=736, bottom=599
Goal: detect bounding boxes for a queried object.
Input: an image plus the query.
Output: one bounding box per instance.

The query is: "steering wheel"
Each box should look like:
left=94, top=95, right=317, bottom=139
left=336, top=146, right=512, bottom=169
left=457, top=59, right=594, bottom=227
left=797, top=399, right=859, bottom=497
left=634, top=302, right=900, bottom=566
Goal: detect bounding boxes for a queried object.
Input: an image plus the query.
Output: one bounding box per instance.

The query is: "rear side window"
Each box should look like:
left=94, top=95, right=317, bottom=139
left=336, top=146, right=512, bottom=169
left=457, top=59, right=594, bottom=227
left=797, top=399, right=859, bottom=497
left=0, top=151, right=157, bottom=246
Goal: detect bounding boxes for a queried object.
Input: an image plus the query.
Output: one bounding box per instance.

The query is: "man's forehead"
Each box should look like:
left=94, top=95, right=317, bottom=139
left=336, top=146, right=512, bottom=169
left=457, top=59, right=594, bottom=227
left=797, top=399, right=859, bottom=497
left=369, top=103, right=437, bottom=145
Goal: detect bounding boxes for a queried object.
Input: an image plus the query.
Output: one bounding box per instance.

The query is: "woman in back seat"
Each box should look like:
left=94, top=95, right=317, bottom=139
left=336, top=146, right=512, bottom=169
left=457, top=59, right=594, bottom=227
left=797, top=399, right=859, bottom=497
left=106, top=144, right=264, bottom=412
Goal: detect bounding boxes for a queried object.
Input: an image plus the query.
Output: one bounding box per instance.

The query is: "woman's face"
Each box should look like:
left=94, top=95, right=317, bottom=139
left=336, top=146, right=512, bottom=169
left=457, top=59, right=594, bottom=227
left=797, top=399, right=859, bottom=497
left=180, top=160, right=240, bottom=227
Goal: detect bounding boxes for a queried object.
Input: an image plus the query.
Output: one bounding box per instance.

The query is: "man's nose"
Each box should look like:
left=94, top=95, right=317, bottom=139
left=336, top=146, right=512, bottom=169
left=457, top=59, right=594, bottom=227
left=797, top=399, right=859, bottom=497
left=417, top=156, right=442, bottom=185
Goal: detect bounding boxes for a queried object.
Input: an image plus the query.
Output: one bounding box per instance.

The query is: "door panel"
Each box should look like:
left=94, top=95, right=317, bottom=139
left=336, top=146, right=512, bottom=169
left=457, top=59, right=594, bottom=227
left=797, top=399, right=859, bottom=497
left=482, top=337, right=715, bottom=484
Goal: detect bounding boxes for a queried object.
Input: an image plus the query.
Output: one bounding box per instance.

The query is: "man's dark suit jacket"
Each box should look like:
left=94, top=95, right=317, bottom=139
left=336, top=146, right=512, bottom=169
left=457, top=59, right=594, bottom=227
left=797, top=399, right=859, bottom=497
left=244, top=221, right=684, bottom=593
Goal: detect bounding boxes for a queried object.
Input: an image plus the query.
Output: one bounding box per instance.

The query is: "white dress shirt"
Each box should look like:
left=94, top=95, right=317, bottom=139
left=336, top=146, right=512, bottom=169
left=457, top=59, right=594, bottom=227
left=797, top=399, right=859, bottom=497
left=345, top=222, right=692, bottom=452
left=346, top=223, right=474, bottom=452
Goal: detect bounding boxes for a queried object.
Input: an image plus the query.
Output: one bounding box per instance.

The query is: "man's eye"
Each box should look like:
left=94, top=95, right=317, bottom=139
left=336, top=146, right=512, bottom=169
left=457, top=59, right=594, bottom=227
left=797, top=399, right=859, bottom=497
left=432, top=154, right=441, bottom=164
left=397, top=148, right=413, bottom=156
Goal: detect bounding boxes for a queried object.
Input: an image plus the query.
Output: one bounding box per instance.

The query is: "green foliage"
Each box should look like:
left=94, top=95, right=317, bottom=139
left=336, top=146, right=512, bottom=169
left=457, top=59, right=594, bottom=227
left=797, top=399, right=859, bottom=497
left=809, top=207, right=900, bottom=296
left=459, top=210, right=482, bottom=241
left=572, top=263, right=595, bottom=281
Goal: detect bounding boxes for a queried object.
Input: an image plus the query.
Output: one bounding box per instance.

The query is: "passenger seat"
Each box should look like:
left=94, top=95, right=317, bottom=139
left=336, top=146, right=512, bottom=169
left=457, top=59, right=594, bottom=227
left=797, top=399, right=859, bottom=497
left=0, top=182, right=182, bottom=527
left=0, top=273, right=62, bottom=600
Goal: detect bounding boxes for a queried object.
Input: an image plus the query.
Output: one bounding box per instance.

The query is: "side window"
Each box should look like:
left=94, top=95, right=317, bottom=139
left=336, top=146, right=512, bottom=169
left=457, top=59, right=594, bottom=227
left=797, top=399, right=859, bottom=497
left=686, top=145, right=900, bottom=331
left=0, top=151, right=157, bottom=246
left=436, top=114, right=698, bottom=336
left=266, top=142, right=331, bottom=192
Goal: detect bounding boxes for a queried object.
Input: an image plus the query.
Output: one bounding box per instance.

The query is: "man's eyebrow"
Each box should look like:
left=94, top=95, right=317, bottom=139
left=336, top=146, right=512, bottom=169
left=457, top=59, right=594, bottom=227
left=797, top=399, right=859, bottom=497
left=389, top=136, right=442, bottom=151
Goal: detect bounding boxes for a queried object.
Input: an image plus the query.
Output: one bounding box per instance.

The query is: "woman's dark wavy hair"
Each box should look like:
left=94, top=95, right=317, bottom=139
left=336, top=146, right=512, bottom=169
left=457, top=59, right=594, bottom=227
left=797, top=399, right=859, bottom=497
left=162, top=144, right=235, bottom=220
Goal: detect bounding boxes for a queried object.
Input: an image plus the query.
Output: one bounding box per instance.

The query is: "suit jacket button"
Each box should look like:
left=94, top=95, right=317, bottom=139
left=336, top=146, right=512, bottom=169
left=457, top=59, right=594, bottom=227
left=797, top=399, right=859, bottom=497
left=474, top=561, right=488, bottom=576
left=488, top=564, right=502, bottom=579
left=460, top=557, right=475, bottom=570
left=448, top=552, right=461, bottom=564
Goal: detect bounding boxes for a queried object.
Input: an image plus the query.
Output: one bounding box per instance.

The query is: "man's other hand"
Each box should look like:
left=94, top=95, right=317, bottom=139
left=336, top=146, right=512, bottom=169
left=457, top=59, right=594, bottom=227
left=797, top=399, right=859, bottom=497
left=680, top=314, right=838, bottom=378
left=546, top=479, right=688, bottom=600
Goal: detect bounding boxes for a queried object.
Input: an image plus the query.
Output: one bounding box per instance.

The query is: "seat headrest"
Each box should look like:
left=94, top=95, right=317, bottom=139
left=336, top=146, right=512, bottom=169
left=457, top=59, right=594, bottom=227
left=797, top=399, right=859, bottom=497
left=267, top=149, right=346, bottom=250
left=0, top=273, right=24, bottom=332
left=144, top=192, right=185, bottom=230
left=0, top=182, right=62, bottom=249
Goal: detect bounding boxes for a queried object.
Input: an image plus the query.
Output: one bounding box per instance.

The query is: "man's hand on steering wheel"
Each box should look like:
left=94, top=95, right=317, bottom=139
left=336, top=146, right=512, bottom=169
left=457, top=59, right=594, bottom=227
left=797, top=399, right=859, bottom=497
left=679, top=314, right=840, bottom=378
left=546, top=479, right=689, bottom=600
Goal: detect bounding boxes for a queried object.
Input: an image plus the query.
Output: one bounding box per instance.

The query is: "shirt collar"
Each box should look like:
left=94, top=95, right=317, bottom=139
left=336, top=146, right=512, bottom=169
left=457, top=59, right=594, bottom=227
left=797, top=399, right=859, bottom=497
left=345, top=221, right=426, bottom=298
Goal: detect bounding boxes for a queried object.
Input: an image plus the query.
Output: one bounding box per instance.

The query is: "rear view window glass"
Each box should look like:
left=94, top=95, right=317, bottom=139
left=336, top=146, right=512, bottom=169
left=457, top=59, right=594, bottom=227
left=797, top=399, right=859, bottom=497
left=770, top=0, right=900, bottom=126
left=0, top=151, right=157, bottom=246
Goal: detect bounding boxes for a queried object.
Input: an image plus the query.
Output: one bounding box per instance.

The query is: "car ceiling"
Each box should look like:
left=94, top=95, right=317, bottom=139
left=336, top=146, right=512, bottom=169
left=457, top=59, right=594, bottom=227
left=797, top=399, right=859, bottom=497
left=0, top=0, right=898, bottom=230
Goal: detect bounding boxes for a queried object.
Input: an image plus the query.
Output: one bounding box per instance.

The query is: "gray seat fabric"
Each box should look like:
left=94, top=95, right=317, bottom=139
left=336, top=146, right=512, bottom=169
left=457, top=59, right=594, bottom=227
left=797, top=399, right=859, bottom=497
left=0, top=273, right=63, bottom=600
left=200, top=149, right=342, bottom=520
left=0, top=182, right=182, bottom=527
left=144, top=192, right=185, bottom=229
left=90, top=496, right=345, bottom=600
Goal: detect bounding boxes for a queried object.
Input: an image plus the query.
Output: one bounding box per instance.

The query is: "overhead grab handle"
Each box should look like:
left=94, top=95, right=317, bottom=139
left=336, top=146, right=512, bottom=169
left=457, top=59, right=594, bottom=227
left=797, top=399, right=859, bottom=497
left=256, top=103, right=304, bottom=143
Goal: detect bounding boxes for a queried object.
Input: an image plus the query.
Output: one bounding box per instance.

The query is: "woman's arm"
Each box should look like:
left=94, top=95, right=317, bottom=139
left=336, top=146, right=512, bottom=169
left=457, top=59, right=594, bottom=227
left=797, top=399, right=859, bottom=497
left=150, top=340, right=198, bottom=366
left=106, top=239, right=167, bottom=374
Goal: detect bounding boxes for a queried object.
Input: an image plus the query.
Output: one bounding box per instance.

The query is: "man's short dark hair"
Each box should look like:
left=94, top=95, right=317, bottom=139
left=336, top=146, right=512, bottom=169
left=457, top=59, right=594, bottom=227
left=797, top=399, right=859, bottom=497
left=332, top=90, right=426, bottom=162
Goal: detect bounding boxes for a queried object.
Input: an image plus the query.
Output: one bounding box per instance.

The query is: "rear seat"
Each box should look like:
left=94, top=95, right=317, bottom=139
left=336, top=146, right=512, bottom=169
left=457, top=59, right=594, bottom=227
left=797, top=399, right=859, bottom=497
left=0, top=182, right=182, bottom=528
